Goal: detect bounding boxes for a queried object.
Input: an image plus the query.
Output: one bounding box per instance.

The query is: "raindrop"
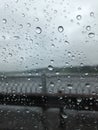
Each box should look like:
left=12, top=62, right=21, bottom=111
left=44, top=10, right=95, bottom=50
left=48, top=65, right=54, bottom=71
left=76, top=15, right=82, bottom=20
left=61, top=113, right=68, bottom=119
left=92, top=91, right=96, bottom=95
left=3, top=47, right=6, bottom=51
left=90, top=12, right=94, bottom=17
left=54, top=10, right=57, bottom=14
left=67, top=84, right=73, bottom=89
left=85, top=73, right=88, bottom=76
left=72, top=55, right=75, bottom=60
left=85, top=106, right=89, bottom=110
left=2, top=35, right=6, bottom=39
left=8, top=53, right=13, bottom=57
left=15, top=0, right=19, bottom=3
left=65, top=62, right=69, bottom=66
left=64, top=40, right=69, bottom=45
left=17, top=110, right=20, bottom=113
left=68, top=51, right=71, bottom=56
left=20, top=57, right=24, bottom=60
left=35, top=27, right=42, bottom=34
left=51, top=44, right=55, bottom=47
left=2, top=19, right=7, bottom=24
left=28, top=78, right=31, bottom=81
left=80, top=63, right=84, bottom=67
left=85, top=83, right=90, bottom=88
left=58, top=26, right=64, bottom=33
left=68, top=86, right=72, bottom=90
left=70, top=19, right=74, bottom=23
left=50, top=59, right=54, bottom=64
left=34, top=125, right=38, bottom=128
left=78, top=7, right=81, bottom=10
left=56, top=71, right=60, bottom=75
left=39, top=85, right=42, bottom=91
left=77, top=98, right=82, bottom=103
left=88, top=32, right=95, bottom=38
left=13, top=36, right=20, bottom=39
left=58, top=79, right=61, bottom=82
left=35, top=17, right=39, bottom=22
left=30, top=39, right=33, bottom=43
left=22, top=13, right=25, bottom=17
left=0, top=110, right=4, bottom=113
left=50, top=82, right=54, bottom=87
left=26, top=110, right=30, bottom=114
left=19, top=24, right=23, bottom=29
left=20, top=127, right=24, bottom=130
left=86, top=26, right=91, bottom=31
left=27, top=23, right=31, bottom=27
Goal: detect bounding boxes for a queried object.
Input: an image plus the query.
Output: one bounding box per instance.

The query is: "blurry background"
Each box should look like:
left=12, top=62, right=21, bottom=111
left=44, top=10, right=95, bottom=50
left=0, top=0, right=98, bottom=72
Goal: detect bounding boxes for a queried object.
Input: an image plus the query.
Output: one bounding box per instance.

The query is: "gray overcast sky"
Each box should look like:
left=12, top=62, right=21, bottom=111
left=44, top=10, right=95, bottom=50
left=0, top=0, right=98, bottom=72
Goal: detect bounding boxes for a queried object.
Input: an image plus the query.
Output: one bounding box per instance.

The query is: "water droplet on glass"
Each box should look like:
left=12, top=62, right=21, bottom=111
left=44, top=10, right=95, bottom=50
left=2, top=35, right=6, bottom=40
left=26, top=110, right=30, bottom=114
left=3, top=47, right=6, bottom=51
left=35, top=27, right=42, bottom=34
left=50, top=82, right=54, bottom=87
left=20, top=57, right=24, bottom=60
left=13, top=36, right=20, bottom=39
left=20, top=127, right=24, bottom=130
left=22, top=13, right=25, bottom=17
left=68, top=86, right=72, bottom=90
left=72, top=55, right=75, bottom=60
left=48, top=65, right=53, bottom=71
left=67, top=84, right=72, bottom=89
left=76, top=15, right=82, bottom=20
left=56, top=71, right=60, bottom=75
left=85, top=106, right=89, bottom=110
left=54, top=10, right=57, bottom=14
left=17, top=110, right=20, bottom=113
left=78, top=7, right=81, bottom=10
left=34, top=125, right=38, bottom=128
left=88, top=32, right=95, bottom=38
left=85, top=83, right=90, bottom=88
left=80, top=63, right=84, bottom=67
left=64, top=40, right=69, bottom=45
left=50, top=60, right=54, bottom=64
left=2, top=19, right=7, bottom=24
left=51, top=44, right=55, bottom=47
left=70, top=19, right=74, bottom=23
left=19, top=24, right=23, bottom=29
left=58, top=26, right=64, bottom=33
left=15, top=0, right=18, bottom=3
left=28, top=78, right=31, bottom=81
left=27, top=23, right=31, bottom=27
left=90, top=12, right=94, bottom=17
left=86, top=26, right=91, bottom=31
left=68, top=51, right=71, bottom=56
left=57, top=79, right=61, bottom=83
left=30, top=39, right=33, bottom=43
left=77, top=98, right=82, bottom=103
left=8, top=53, right=13, bottom=57
left=85, top=73, right=88, bottom=76
left=35, top=17, right=39, bottom=22
left=61, top=114, right=68, bottom=119
left=65, top=62, right=69, bottom=66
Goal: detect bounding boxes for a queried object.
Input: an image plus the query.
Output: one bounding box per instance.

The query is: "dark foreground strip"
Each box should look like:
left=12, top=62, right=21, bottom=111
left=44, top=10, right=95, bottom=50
left=0, top=93, right=98, bottom=111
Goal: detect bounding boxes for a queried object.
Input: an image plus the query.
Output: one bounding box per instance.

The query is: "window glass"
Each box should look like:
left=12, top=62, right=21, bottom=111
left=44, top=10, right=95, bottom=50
left=0, top=0, right=98, bottom=72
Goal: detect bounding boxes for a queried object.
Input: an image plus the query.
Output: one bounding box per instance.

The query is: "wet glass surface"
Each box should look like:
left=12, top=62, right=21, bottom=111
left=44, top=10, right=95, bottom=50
left=0, top=0, right=98, bottom=130
left=0, top=0, right=97, bottom=72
